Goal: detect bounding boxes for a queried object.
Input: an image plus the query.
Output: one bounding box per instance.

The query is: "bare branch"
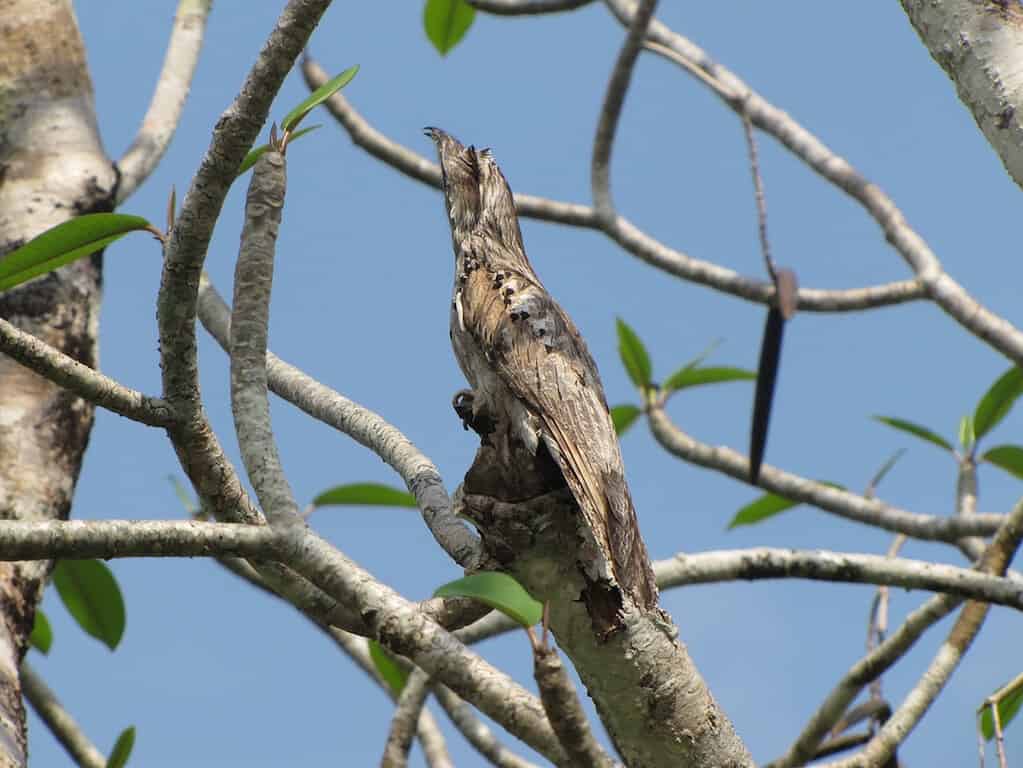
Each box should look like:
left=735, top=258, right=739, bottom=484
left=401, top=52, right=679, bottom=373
left=532, top=643, right=616, bottom=768
left=20, top=662, right=106, bottom=768
left=0, top=519, right=281, bottom=560
left=591, top=0, right=657, bottom=216
left=0, top=317, right=175, bottom=427
left=468, top=0, right=595, bottom=14
left=115, top=0, right=211, bottom=203
left=229, top=149, right=300, bottom=523
left=647, top=406, right=1003, bottom=541
left=656, top=548, right=1023, bottom=610
left=606, top=0, right=1023, bottom=365
left=434, top=684, right=541, bottom=768
left=766, top=593, right=959, bottom=767
left=380, top=669, right=432, bottom=768
left=301, top=55, right=922, bottom=313
left=827, top=498, right=1023, bottom=766
left=197, top=274, right=482, bottom=568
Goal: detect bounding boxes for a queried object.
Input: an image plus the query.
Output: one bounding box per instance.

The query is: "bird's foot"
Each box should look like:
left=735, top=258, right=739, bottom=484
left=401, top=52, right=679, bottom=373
left=452, top=389, right=496, bottom=438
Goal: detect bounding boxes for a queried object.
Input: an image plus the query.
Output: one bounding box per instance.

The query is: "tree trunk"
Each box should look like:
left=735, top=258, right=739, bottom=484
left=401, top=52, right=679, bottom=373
left=0, top=2, right=115, bottom=764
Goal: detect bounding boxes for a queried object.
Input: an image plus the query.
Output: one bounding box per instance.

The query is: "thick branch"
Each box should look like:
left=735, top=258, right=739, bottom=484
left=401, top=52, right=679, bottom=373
left=115, top=0, right=211, bottom=203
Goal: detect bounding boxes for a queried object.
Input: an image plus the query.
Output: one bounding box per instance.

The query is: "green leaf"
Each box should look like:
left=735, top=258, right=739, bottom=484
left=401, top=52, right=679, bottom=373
left=52, top=560, right=126, bottom=650
left=729, top=482, right=844, bottom=529
left=974, top=367, right=1023, bottom=441
left=663, top=366, right=756, bottom=394
left=728, top=493, right=799, bottom=529
left=611, top=404, right=641, bottom=436
left=0, top=214, right=152, bottom=292
left=281, top=66, right=358, bottom=132
left=981, top=444, right=1023, bottom=480
left=424, top=0, right=475, bottom=55
left=106, top=726, right=136, bottom=768
left=958, top=414, right=976, bottom=452
left=615, top=317, right=652, bottom=391
left=368, top=639, right=409, bottom=696
left=29, top=610, right=53, bottom=655
left=980, top=675, right=1023, bottom=741
left=872, top=416, right=953, bottom=453
left=238, top=125, right=321, bottom=177
left=312, top=482, right=417, bottom=509
left=434, top=572, right=542, bottom=628
left=867, top=448, right=906, bottom=495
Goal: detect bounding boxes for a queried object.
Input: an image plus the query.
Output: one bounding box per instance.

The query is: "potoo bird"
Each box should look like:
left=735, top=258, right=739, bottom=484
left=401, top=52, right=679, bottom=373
left=425, top=127, right=658, bottom=614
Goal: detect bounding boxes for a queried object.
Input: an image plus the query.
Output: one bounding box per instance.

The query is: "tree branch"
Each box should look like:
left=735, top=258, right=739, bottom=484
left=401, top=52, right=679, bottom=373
left=657, top=547, right=1023, bottom=610
left=115, top=0, right=212, bottom=203
left=434, top=684, right=541, bottom=768
left=0, top=317, right=175, bottom=427
left=591, top=0, right=657, bottom=217
left=468, top=0, right=595, bottom=14
left=647, top=405, right=1003, bottom=542
left=197, top=274, right=482, bottom=568
left=20, top=662, right=105, bottom=768
left=229, top=148, right=301, bottom=524
left=300, top=55, right=922, bottom=313
left=380, top=669, right=432, bottom=768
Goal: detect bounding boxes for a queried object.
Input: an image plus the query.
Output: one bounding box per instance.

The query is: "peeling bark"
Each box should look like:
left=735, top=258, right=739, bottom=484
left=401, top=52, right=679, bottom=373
left=0, top=2, right=115, bottom=764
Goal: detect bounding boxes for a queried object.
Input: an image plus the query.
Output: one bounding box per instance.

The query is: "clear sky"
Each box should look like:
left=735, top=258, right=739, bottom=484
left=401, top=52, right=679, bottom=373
left=25, top=2, right=1023, bottom=766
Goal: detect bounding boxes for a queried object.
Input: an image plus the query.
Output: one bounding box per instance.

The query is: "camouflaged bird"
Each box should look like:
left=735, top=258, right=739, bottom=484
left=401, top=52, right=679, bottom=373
left=426, top=128, right=658, bottom=614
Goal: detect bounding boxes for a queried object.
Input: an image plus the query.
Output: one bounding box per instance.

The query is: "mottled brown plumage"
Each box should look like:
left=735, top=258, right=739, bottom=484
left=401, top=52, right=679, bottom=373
left=426, top=128, right=657, bottom=613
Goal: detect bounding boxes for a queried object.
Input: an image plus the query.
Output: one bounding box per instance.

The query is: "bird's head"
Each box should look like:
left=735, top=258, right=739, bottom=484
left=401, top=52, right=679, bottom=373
left=476, top=148, right=525, bottom=253
left=424, top=127, right=480, bottom=240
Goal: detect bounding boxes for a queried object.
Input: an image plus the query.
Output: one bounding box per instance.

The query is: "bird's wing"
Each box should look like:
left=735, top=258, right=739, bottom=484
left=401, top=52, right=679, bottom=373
left=458, top=233, right=655, bottom=607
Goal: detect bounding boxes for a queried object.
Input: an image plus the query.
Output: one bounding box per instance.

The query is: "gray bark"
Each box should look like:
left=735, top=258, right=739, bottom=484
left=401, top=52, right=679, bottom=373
left=0, top=2, right=115, bottom=764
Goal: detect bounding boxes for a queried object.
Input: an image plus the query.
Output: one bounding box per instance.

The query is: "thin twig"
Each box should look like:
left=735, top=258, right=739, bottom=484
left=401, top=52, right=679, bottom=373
left=591, top=0, right=658, bottom=217
left=468, top=0, right=595, bottom=14
left=115, top=0, right=212, bottom=203
left=741, top=114, right=774, bottom=281
left=20, top=661, right=106, bottom=768
left=435, top=684, right=541, bottom=768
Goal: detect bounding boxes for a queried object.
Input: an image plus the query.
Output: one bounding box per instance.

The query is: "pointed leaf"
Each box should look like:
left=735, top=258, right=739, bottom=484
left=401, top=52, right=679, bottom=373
left=958, top=414, right=976, bottom=453
left=312, top=482, right=417, bottom=509
left=0, top=214, right=152, bottom=292
left=106, top=726, right=136, bottom=768
left=980, top=674, right=1023, bottom=741
left=434, top=572, right=542, bottom=627
left=238, top=125, right=321, bottom=177
left=611, top=404, right=641, bottom=436
left=867, top=449, right=906, bottom=496
left=615, top=317, right=652, bottom=391
left=424, top=0, right=475, bottom=55
left=974, top=366, right=1023, bottom=441
left=663, top=366, right=755, bottom=394
left=368, top=639, right=409, bottom=695
left=281, top=66, right=358, bottom=132
left=52, top=560, right=126, bottom=650
left=981, top=444, right=1023, bottom=480
left=872, top=416, right=953, bottom=452
left=728, top=493, right=799, bottom=529
left=729, top=481, right=844, bottom=529
left=29, top=610, right=53, bottom=655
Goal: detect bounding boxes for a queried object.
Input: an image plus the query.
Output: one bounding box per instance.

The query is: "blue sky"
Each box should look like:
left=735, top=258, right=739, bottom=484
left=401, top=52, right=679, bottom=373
left=25, top=3, right=1023, bottom=765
